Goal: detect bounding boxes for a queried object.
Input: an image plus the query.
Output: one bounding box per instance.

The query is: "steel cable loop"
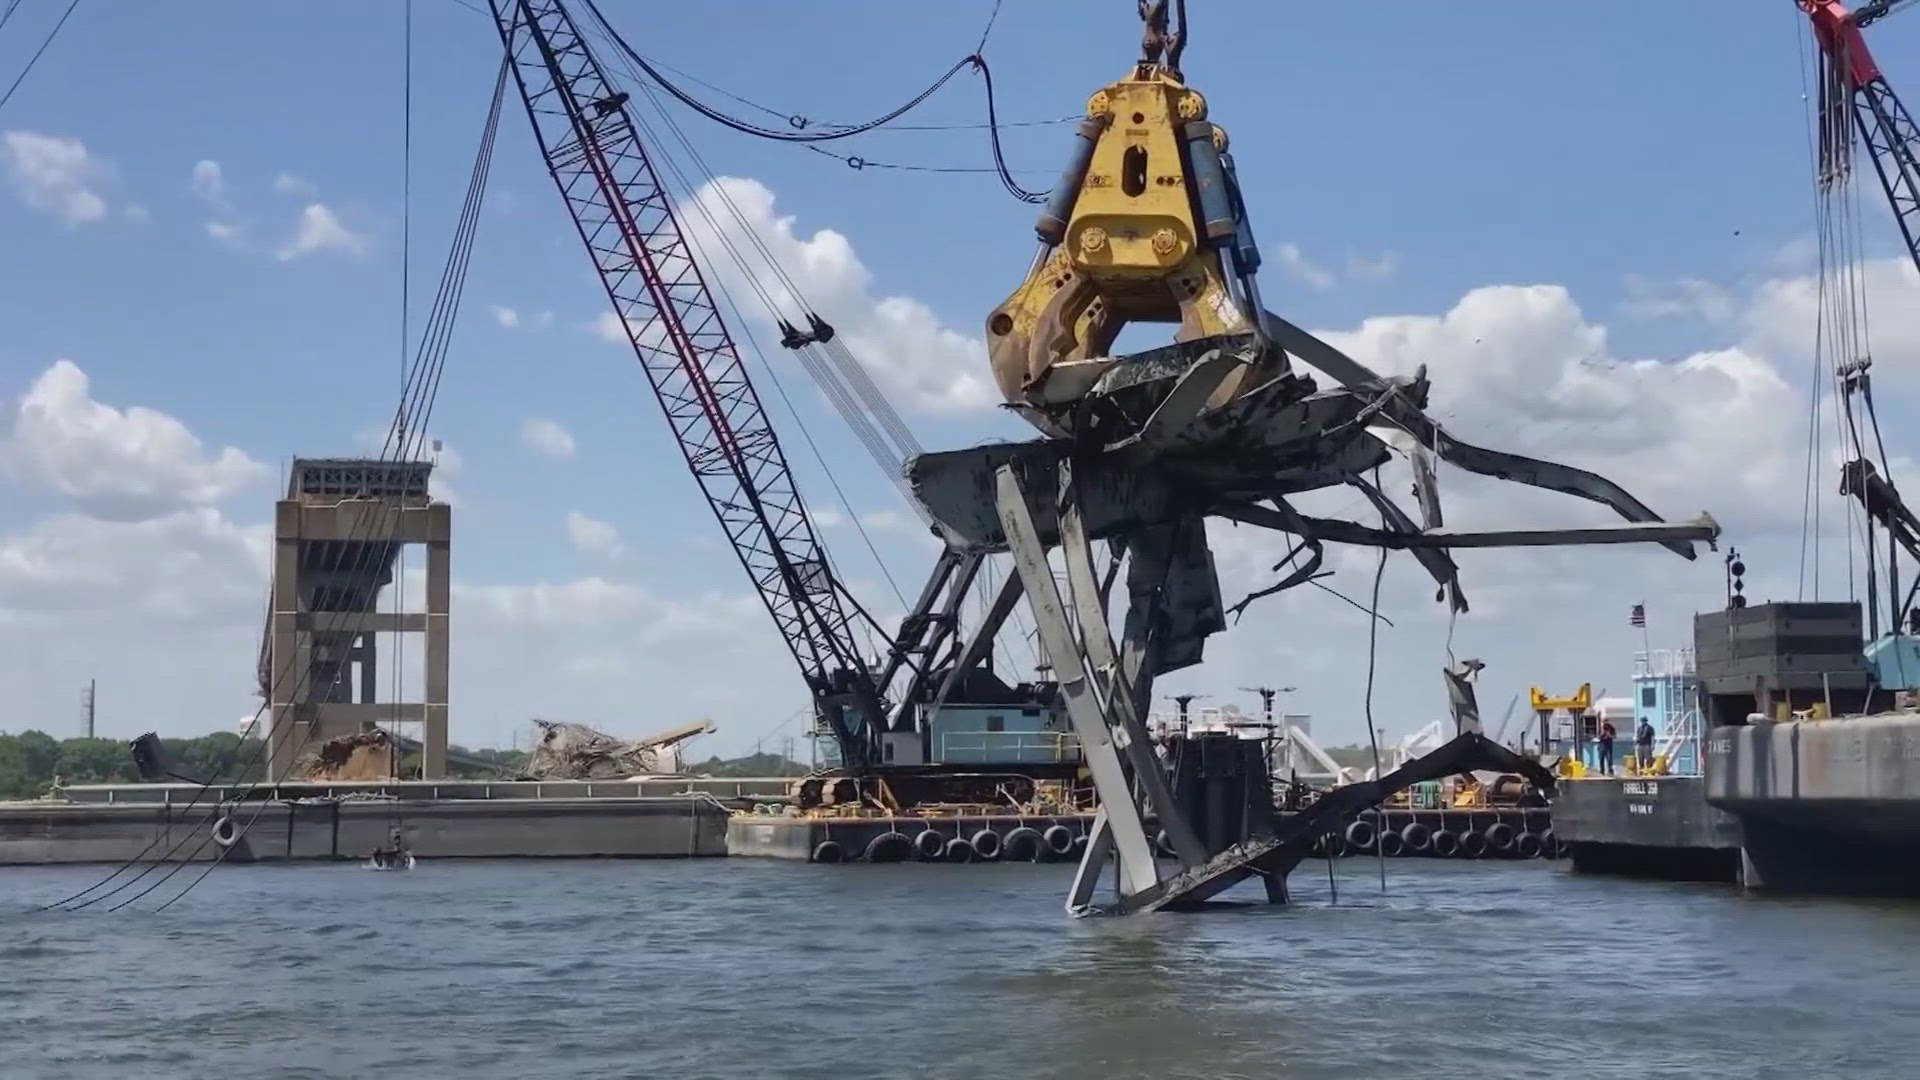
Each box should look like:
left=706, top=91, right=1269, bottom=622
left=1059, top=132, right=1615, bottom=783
left=578, top=0, right=1046, bottom=203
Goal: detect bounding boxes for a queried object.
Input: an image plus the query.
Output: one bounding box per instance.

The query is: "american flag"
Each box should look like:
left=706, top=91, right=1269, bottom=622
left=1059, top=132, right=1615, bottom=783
left=1629, top=603, right=1646, bottom=628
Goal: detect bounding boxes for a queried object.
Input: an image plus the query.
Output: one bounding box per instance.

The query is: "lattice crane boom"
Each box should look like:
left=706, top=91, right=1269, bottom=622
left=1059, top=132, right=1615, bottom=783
left=1803, top=0, right=1920, bottom=274
left=489, top=0, right=881, bottom=767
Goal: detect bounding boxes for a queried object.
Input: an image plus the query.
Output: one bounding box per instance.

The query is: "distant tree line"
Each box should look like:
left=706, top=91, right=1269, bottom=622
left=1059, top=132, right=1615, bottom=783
left=0, top=731, right=265, bottom=799
left=687, top=751, right=809, bottom=777
left=0, top=730, right=807, bottom=797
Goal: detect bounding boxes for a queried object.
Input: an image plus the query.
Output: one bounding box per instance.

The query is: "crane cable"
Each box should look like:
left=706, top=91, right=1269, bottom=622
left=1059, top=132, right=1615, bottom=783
left=578, top=0, right=1047, bottom=203
left=588, top=23, right=931, bottom=529
left=144, top=63, right=507, bottom=913
left=630, top=67, right=925, bottom=469
left=42, top=57, right=510, bottom=915
left=610, top=67, right=913, bottom=611
left=0, top=0, right=80, bottom=114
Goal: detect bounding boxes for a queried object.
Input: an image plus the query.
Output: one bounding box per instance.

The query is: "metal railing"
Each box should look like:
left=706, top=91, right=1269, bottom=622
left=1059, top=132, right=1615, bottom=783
left=936, top=731, right=1082, bottom=764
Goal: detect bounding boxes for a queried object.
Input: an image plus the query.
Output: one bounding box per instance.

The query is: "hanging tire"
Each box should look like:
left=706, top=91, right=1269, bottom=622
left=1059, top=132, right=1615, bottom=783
left=970, top=828, right=1002, bottom=861
left=1377, top=829, right=1404, bottom=857
left=1344, top=819, right=1376, bottom=850
left=1515, top=832, right=1543, bottom=860
left=1042, top=824, right=1075, bottom=858
left=1431, top=829, right=1459, bottom=858
left=943, top=837, right=975, bottom=863
left=1459, top=830, right=1488, bottom=858
left=1155, top=828, right=1173, bottom=858
left=1004, top=826, right=1044, bottom=862
left=1400, top=821, right=1432, bottom=854
left=1484, top=821, right=1516, bottom=855
left=211, top=814, right=240, bottom=849
left=1539, top=827, right=1556, bottom=856
left=1556, top=839, right=1573, bottom=860
left=913, top=830, right=947, bottom=861
left=864, top=831, right=911, bottom=864
left=1314, top=832, right=1348, bottom=859
left=811, top=839, right=844, bottom=864
left=1071, top=834, right=1088, bottom=857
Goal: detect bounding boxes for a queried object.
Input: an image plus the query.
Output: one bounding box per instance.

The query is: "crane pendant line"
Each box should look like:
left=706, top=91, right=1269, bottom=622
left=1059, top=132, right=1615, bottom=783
left=490, top=0, right=883, bottom=765
left=1802, top=0, right=1920, bottom=274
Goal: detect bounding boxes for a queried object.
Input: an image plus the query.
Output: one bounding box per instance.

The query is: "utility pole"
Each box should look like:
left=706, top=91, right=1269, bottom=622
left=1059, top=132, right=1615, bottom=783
left=82, top=679, right=95, bottom=739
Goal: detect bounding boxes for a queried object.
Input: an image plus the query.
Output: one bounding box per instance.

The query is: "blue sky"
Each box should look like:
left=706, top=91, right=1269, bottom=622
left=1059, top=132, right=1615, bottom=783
left=3, top=0, right=1919, bottom=754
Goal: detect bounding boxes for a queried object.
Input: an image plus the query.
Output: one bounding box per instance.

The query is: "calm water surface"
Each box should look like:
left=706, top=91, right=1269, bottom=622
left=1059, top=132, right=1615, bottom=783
left=5, top=857, right=1919, bottom=1079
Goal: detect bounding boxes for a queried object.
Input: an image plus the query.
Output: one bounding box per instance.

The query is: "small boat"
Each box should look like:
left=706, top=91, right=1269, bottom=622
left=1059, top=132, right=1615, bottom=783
left=365, top=850, right=415, bottom=871
left=365, top=828, right=414, bottom=870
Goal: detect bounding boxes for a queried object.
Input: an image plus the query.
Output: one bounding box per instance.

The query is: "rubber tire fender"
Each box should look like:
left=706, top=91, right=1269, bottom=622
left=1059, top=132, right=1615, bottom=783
left=1003, top=826, right=1044, bottom=862
left=1484, top=821, right=1516, bottom=855
left=913, top=829, right=947, bottom=861
left=864, top=831, right=912, bottom=864
left=811, top=839, right=844, bottom=864
left=1344, top=818, right=1376, bottom=850
left=969, top=828, right=1003, bottom=861
left=1042, top=824, right=1075, bottom=858
left=1399, top=821, right=1432, bottom=854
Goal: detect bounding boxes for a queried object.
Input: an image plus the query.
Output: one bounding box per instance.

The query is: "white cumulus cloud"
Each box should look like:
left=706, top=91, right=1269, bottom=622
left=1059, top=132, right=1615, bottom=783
left=677, top=177, right=996, bottom=414
left=275, top=203, right=369, bottom=261
left=2, top=130, right=109, bottom=224
left=521, top=417, right=576, bottom=459
left=190, top=159, right=224, bottom=202
left=1314, top=283, right=1798, bottom=533
left=566, top=511, right=624, bottom=559
left=2, top=360, right=267, bottom=521
left=273, top=171, right=316, bottom=197
left=491, top=305, right=520, bottom=329
left=1276, top=242, right=1336, bottom=290
left=0, top=509, right=270, bottom=625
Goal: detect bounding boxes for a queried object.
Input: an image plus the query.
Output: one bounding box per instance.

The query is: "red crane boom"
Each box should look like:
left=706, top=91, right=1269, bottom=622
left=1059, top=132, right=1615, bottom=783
left=488, top=0, right=882, bottom=766
left=1802, top=0, right=1920, bottom=273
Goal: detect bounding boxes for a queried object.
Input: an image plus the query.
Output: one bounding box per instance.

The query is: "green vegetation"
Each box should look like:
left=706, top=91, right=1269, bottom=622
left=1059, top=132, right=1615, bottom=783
left=0, top=730, right=265, bottom=799
left=0, top=730, right=808, bottom=797
left=687, top=751, right=809, bottom=777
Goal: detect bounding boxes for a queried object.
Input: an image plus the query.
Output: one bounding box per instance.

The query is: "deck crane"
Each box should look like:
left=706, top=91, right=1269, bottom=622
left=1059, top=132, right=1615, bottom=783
left=1799, top=1, right=1920, bottom=658
left=486, top=0, right=904, bottom=770
left=1797, top=2, right=1920, bottom=638
left=1801, top=0, right=1920, bottom=273
left=486, top=0, right=1044, bottom=791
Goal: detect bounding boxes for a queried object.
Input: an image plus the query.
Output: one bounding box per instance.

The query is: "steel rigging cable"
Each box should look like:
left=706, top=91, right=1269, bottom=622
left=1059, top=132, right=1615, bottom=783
left=44, top=58, right=511, bottom=915
left=140, top=68, right=508, bottom=913
left=577, top=0, right=1046, bottom=203
left=0, top=0, right=80, bottom=114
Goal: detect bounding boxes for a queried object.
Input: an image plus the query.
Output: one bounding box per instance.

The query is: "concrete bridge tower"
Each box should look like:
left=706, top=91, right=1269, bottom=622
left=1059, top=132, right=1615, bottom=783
left=260, top=458, right=450, bottom=780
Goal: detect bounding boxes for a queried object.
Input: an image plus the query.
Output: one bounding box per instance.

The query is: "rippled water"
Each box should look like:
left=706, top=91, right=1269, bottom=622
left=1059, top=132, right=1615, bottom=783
left=5, top=857, right=1920, bottom=1079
